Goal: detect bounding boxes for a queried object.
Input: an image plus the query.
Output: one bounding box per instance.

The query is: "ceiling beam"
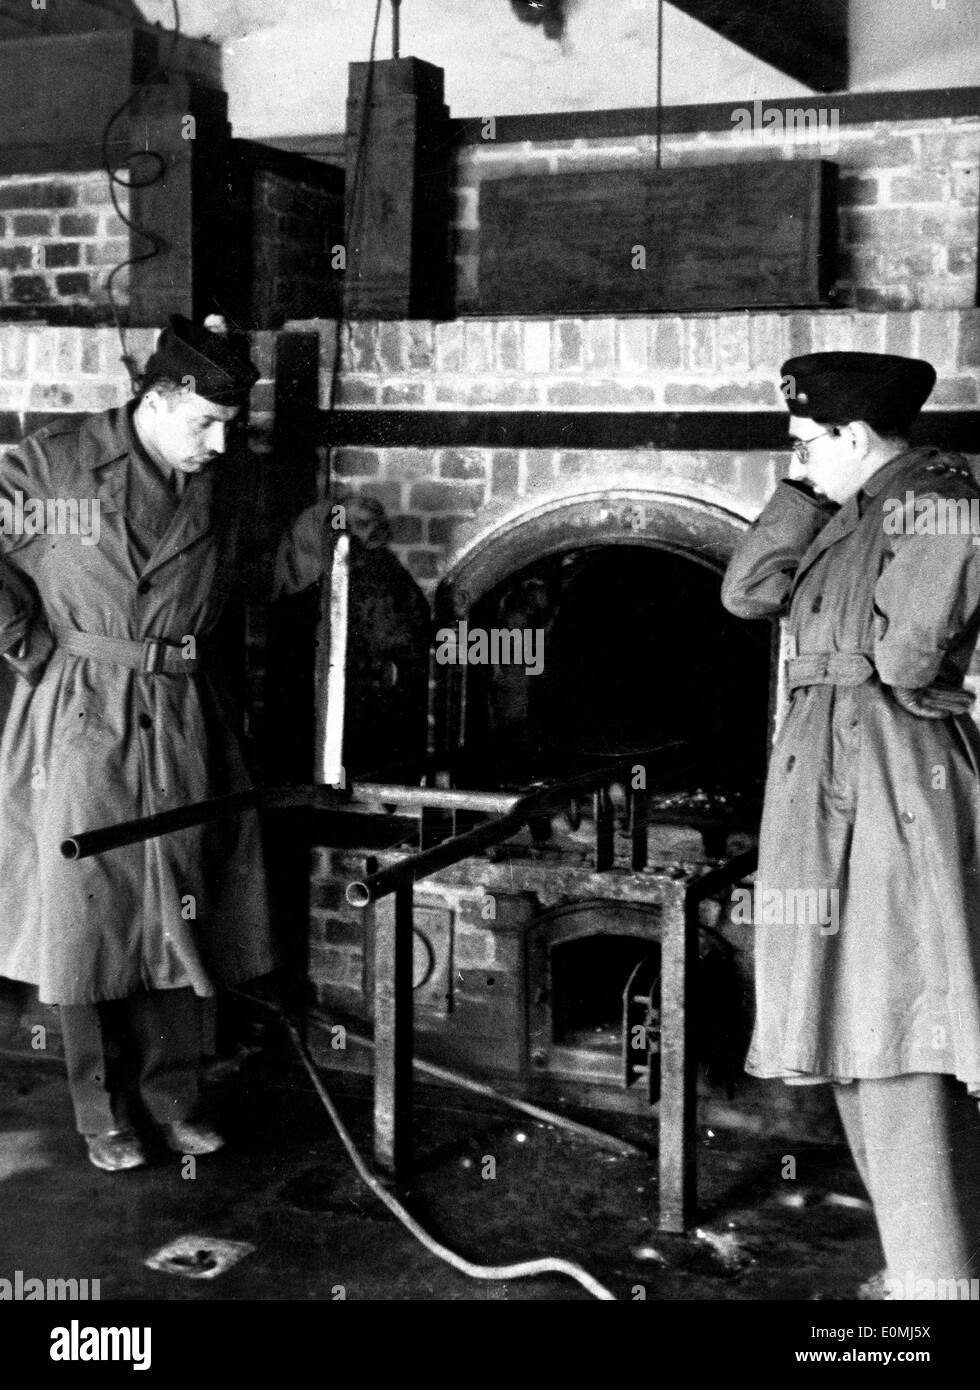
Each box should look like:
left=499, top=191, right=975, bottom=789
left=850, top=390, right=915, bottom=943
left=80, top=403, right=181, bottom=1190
left=668, top=0, right=848, bottom=92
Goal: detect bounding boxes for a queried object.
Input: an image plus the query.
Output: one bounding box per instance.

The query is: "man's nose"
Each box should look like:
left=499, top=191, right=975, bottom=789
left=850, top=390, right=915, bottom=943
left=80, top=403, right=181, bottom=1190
left=205, top=421, right=227, bottom=455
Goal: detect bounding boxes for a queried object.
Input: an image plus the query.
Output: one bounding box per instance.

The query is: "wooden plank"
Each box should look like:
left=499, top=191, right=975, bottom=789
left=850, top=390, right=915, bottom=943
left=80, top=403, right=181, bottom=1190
left=479, top=161, right=837, bottom=315
left=658, top=888, right=697, bottom=1233
left=669, top=0, right=848, bottom=92
left=451, top=89, right=980, bottom=146
left=372, top=887, right=415, bottom=1177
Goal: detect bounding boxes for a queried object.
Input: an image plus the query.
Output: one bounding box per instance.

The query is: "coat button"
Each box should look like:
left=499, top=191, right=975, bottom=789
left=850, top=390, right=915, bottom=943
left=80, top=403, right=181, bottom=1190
left=901, top=810, right=915, bottom=824
left=811, top=595, right=823, bottom=613
left=138, top=713, right=152, bottom=731
left=137, top=580, right=151, bottom=595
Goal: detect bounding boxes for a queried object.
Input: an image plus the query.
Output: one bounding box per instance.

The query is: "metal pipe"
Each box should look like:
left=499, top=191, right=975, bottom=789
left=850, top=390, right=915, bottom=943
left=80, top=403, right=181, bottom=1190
left=391, top=0, right=401, bottom=58
left=346, top=749, right=683, bottom=905
left=61, top=784, right=350, bottom=860
left=350, top=784, right=521, bottom=815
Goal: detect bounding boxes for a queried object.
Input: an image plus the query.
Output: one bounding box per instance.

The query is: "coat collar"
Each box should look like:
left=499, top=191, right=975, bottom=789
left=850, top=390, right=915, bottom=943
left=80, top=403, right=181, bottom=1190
left=77, top=405, right=220, bottom=576
left=790, top=446, right=938, bottom=594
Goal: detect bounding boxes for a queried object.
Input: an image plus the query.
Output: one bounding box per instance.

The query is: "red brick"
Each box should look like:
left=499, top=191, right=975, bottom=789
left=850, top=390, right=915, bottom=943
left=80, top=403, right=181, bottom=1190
left=410, top=481, right=484, bottom=511
left=12, top=213, right=51, bottom=236
left=434, top=321, right=465, bottom=373
left=716, top=316, right=751, bottom=372
left=524, top=452, right=555, bottom=490
left=342, top=321, right=378, bottom=372
left=649, top=318, right=682, bottom=371
left=440, top=449, right=485, bottom=480
left=0, top=247, right=31, bottom=271
left=351, top=481, right=404, bottom=512
left=59, top=213, right=97, bottom=237
left=884, top=312, right=914, bottom=358
left=332, top=448, right=380, bottom=478
left=405, top=321, right=434, bottom=371
left=491, top=451, right=519, bottom=496
left=948, top=247, right=978, bottom=276
left=584, top=319, right=615, bottom=372
left=546, top=380, right=659, bottom=407
left=45, top=243, right=80, bottom=269
left=389, top=514, right=424, bottom=544
left=464, top=320, right=493, bottom=373
left=495, top=321, right=522, bottom=373
left=428, top=514, right=467, bottom=545
left=0, top=331, right=27, bottom=376
left=381, top=381, right=427, bottom=405
left=915, top=311, right=960, bottom=369
left=664, top=380, right=780, bottom=408
left=0, top=181, right=76, bottom=211
left=855, top=286, right=914, bottom=311
left=552, top=319, right=584, bottom=371
left=685, top=319, right=717, bottom=372
left=887, top=174, right=949, bottom=203
left=382, top=449, right=438, bottom=480
left=406, top=548, right=440, bottom=579
left=523, top=321, right=550, bottom=374
left=931, top=376, right=979, bottom=406
left=959, top=313, right=980, bottom=368
left=436, top=379, right=539, bottom=407
left=749, top=314, right=788, bottom=369
left=616, top=318, right=648, bottom=374
left=10, top=275, right=49, bottom=303
left=29, top=382, right=76, bottom=409
left=335, top=377, right=378, bottom=406
left=377, top=322, right=406, bottom=373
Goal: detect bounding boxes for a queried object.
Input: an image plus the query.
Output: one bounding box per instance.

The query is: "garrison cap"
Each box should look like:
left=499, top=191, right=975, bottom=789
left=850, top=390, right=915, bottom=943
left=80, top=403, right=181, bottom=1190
left=780, top=351, right=936, bottom=435
left=142, top=314, right=259, bottom=406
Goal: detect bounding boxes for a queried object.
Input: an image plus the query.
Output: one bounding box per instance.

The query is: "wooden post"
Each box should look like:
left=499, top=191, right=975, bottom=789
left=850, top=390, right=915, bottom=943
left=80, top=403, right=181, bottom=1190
left=343, top=57, right=450, bottom=319
left=372, top=886, right=414, bottom=1177
left=658, top=884, right=697, bottom=1232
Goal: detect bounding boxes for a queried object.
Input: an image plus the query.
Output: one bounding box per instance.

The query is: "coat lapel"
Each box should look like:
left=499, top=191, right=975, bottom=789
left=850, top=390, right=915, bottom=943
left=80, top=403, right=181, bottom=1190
left=139, top=466, right=218, bottom=580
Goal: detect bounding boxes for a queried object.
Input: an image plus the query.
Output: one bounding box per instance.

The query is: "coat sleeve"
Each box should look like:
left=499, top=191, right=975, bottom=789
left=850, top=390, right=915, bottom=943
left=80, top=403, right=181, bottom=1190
left=721, top=481, right=838, bottom=620
left=0, top=435, right=56, bottom=682
left=873, top=493, right=980, bottom=688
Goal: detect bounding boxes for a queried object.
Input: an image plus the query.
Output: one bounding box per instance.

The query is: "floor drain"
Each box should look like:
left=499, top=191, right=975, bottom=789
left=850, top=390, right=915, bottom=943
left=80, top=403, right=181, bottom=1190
left=145, top=1235, right=255, bottom=1280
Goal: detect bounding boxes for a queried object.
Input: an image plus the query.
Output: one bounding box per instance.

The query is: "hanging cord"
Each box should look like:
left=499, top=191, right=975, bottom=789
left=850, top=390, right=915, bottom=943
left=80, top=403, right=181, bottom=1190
left=322, top=0, right=385, bottom=501
left=230, top=988, right=617, bottom=1300
left=100, top=1, right=183, bottom=390
left=655, top=0, right=664, bottom=170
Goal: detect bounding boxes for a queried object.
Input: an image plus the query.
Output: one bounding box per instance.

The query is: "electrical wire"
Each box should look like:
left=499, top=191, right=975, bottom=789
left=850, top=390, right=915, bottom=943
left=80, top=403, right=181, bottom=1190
left=100, top=1, right=183, bottom=389
left=231, top=988, right=617, bottom=1300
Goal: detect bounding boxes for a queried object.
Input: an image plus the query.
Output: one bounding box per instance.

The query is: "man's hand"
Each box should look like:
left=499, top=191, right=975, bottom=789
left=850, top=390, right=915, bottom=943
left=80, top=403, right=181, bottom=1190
left=890, top=684, right=976, bottom=719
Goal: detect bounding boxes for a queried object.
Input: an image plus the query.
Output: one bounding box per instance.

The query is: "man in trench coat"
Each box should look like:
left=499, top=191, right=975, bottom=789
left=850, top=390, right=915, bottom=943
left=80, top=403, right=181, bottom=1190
left=0, top=316, right=376, bottom=1172
left=722, top=351, right=980, bottom=1299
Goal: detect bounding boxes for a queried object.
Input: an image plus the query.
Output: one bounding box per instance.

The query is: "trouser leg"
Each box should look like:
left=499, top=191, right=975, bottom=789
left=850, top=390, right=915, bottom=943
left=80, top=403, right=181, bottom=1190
left=127, top=987, right=203, bottom=1126
left=834, top=1073, right=980, bottom=1297
left=59, top=1001, right=129, bottom=1136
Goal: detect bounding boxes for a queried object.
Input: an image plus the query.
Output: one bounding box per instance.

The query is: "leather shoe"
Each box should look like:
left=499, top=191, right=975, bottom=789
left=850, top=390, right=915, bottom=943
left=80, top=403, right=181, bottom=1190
left=160, top=1120, right=225, bottom=1156
left=85, top=1129, right=147, bottom=1173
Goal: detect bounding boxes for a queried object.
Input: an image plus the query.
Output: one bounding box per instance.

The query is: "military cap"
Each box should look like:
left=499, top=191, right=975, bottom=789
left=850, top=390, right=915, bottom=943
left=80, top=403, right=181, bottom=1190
left=780, top=351, right=936, bottom=435
left=142, top=314, right=259, bottom=406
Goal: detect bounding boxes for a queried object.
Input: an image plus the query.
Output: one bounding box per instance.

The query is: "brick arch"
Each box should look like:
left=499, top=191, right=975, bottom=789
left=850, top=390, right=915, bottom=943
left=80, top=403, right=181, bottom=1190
left=433, top=487, right=749, bottom=619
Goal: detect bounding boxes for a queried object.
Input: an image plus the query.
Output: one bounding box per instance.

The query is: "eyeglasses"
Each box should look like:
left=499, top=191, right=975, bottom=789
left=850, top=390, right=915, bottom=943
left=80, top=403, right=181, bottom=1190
left=791, top=428, right=839, bottom=467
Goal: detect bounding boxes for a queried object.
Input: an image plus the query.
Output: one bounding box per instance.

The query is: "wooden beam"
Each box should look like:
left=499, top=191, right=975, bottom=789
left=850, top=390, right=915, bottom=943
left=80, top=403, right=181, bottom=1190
left=665, top=0, right=847, bottom=92
left=372, top=887, right=415, bottom=1178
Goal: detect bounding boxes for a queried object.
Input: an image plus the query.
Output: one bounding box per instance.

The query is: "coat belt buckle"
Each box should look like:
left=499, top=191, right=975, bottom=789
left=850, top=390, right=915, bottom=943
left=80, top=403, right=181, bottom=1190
left=142, top=637, right=167, bottom=674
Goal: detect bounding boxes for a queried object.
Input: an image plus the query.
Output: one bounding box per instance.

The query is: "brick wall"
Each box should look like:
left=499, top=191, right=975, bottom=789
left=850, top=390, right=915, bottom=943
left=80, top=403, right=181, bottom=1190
left=0, top=173, right=129, bottom=319
left=319, top=309, right=980, bottom=589
left=452, top=115, right=980, bottom=313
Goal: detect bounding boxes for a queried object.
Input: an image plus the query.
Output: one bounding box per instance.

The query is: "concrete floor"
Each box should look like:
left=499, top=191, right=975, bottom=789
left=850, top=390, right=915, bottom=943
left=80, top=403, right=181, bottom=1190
left=0, top=1046, right=884, bottom=1302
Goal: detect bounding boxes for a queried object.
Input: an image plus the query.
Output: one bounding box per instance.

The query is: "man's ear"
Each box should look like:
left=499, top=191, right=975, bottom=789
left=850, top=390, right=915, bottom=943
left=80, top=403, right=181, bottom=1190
left=846, top=421, right=874, bottom=457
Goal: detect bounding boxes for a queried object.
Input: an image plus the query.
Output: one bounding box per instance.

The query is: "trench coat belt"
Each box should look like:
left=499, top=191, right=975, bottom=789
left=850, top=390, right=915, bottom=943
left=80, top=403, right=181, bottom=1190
left=786, top=651, right=875, bottom=691
left=51, top=626, right=202, bottom=676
